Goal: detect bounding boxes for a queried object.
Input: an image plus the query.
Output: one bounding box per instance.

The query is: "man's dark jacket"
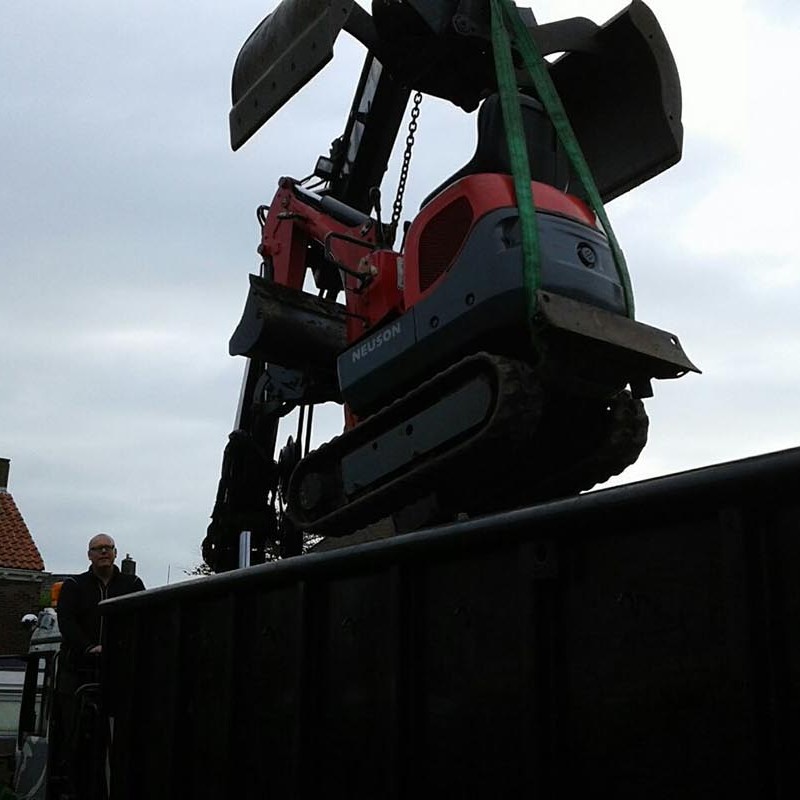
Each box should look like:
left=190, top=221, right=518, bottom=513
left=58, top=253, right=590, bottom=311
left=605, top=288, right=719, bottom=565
left=57, top=566, right=145, bottom=668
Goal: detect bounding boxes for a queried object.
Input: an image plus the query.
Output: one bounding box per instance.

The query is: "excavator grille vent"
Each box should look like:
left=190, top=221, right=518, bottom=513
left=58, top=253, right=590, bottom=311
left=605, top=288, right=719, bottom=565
left=418, top=196, right=474, bottom=292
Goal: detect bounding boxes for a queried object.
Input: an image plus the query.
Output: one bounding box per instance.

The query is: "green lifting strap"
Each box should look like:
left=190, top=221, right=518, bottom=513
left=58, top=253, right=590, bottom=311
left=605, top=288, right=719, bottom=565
left=489, top=0, right=635, bottom=319
left=490, top=0, right=541, bottom=318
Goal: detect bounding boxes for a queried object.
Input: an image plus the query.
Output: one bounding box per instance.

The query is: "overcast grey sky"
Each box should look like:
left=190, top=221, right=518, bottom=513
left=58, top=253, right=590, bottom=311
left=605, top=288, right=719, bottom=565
left=2, top=1, right=798, bottom=588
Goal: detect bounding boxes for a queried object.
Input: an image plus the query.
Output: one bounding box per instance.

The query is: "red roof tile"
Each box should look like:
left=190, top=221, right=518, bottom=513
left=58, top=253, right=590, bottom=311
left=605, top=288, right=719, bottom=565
left=0, top=492, right=45, bottom=571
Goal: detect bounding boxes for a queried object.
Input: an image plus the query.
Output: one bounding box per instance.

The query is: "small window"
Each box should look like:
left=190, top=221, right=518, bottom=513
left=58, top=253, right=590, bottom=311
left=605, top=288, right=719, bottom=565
left=0, top=657, right=26, bottom=738
left=0, top=695, right=22, bottom=736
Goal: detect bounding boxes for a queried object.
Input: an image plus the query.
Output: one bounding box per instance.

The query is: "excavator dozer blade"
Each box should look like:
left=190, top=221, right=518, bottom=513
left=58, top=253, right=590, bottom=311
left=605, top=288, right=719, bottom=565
left=229, top=0, right=356, bottom=151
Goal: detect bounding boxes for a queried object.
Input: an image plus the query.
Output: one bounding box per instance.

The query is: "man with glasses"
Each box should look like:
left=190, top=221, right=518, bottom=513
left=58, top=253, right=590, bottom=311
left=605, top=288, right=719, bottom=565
left=54, top=534, right=145, bottom=796
left=57, top=534, right=145, bottom=660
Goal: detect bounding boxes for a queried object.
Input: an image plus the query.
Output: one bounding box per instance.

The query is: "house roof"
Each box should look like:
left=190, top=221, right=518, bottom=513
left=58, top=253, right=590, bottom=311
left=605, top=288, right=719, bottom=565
left=0, top=492, right=45, bottom=571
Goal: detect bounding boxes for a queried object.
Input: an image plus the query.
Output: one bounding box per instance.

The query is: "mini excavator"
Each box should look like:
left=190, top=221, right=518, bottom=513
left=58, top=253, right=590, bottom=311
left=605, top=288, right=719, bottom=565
left=203, top=0, right=698, bottom=572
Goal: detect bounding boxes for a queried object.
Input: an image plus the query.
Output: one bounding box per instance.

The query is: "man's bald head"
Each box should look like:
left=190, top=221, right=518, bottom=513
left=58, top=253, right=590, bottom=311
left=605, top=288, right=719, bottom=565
left=87, top=533, right=117, bottom=578
left=88, top=533, right=115, bottom=551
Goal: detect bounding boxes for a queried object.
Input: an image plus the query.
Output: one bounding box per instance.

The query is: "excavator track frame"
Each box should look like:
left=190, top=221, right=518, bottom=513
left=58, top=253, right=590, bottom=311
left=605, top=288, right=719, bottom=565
left=286, top=352, right=650, bottom=537
left=287, top=353, right=541, bottom=534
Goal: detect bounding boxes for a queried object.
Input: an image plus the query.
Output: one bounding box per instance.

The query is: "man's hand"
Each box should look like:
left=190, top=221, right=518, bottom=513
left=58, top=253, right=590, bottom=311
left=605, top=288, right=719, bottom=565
left=87, top=645, right=102, bottom=655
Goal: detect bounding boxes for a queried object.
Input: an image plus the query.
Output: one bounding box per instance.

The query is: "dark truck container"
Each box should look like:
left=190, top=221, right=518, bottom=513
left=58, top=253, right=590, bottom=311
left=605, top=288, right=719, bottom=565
left=103, top=447, right=800, bottom=799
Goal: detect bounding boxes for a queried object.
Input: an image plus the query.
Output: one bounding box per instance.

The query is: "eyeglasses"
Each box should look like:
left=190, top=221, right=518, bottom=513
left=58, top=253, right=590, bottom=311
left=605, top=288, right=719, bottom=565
left=89, top=545, right=115, bottom=554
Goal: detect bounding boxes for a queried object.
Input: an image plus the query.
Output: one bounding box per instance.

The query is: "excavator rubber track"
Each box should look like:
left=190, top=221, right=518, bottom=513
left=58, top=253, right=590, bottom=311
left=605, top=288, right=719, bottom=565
left=287, top=352, right=648, bottom=536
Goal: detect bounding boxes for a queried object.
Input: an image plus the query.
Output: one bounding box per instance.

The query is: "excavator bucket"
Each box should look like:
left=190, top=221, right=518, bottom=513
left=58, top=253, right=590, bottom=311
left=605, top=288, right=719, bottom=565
left=229, top=0, right=358, bottom=151
left=547, top=1, right=683, bottom=201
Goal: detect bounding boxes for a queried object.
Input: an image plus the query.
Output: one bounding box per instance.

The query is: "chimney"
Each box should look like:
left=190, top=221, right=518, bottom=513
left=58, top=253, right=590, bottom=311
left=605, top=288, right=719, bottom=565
left=0, top=458, right=9, bottom=493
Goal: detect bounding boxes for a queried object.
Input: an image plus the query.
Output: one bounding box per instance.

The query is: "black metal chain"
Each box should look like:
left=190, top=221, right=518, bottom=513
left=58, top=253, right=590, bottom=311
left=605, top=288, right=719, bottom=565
left=390, top=91, right=423, bottom=243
